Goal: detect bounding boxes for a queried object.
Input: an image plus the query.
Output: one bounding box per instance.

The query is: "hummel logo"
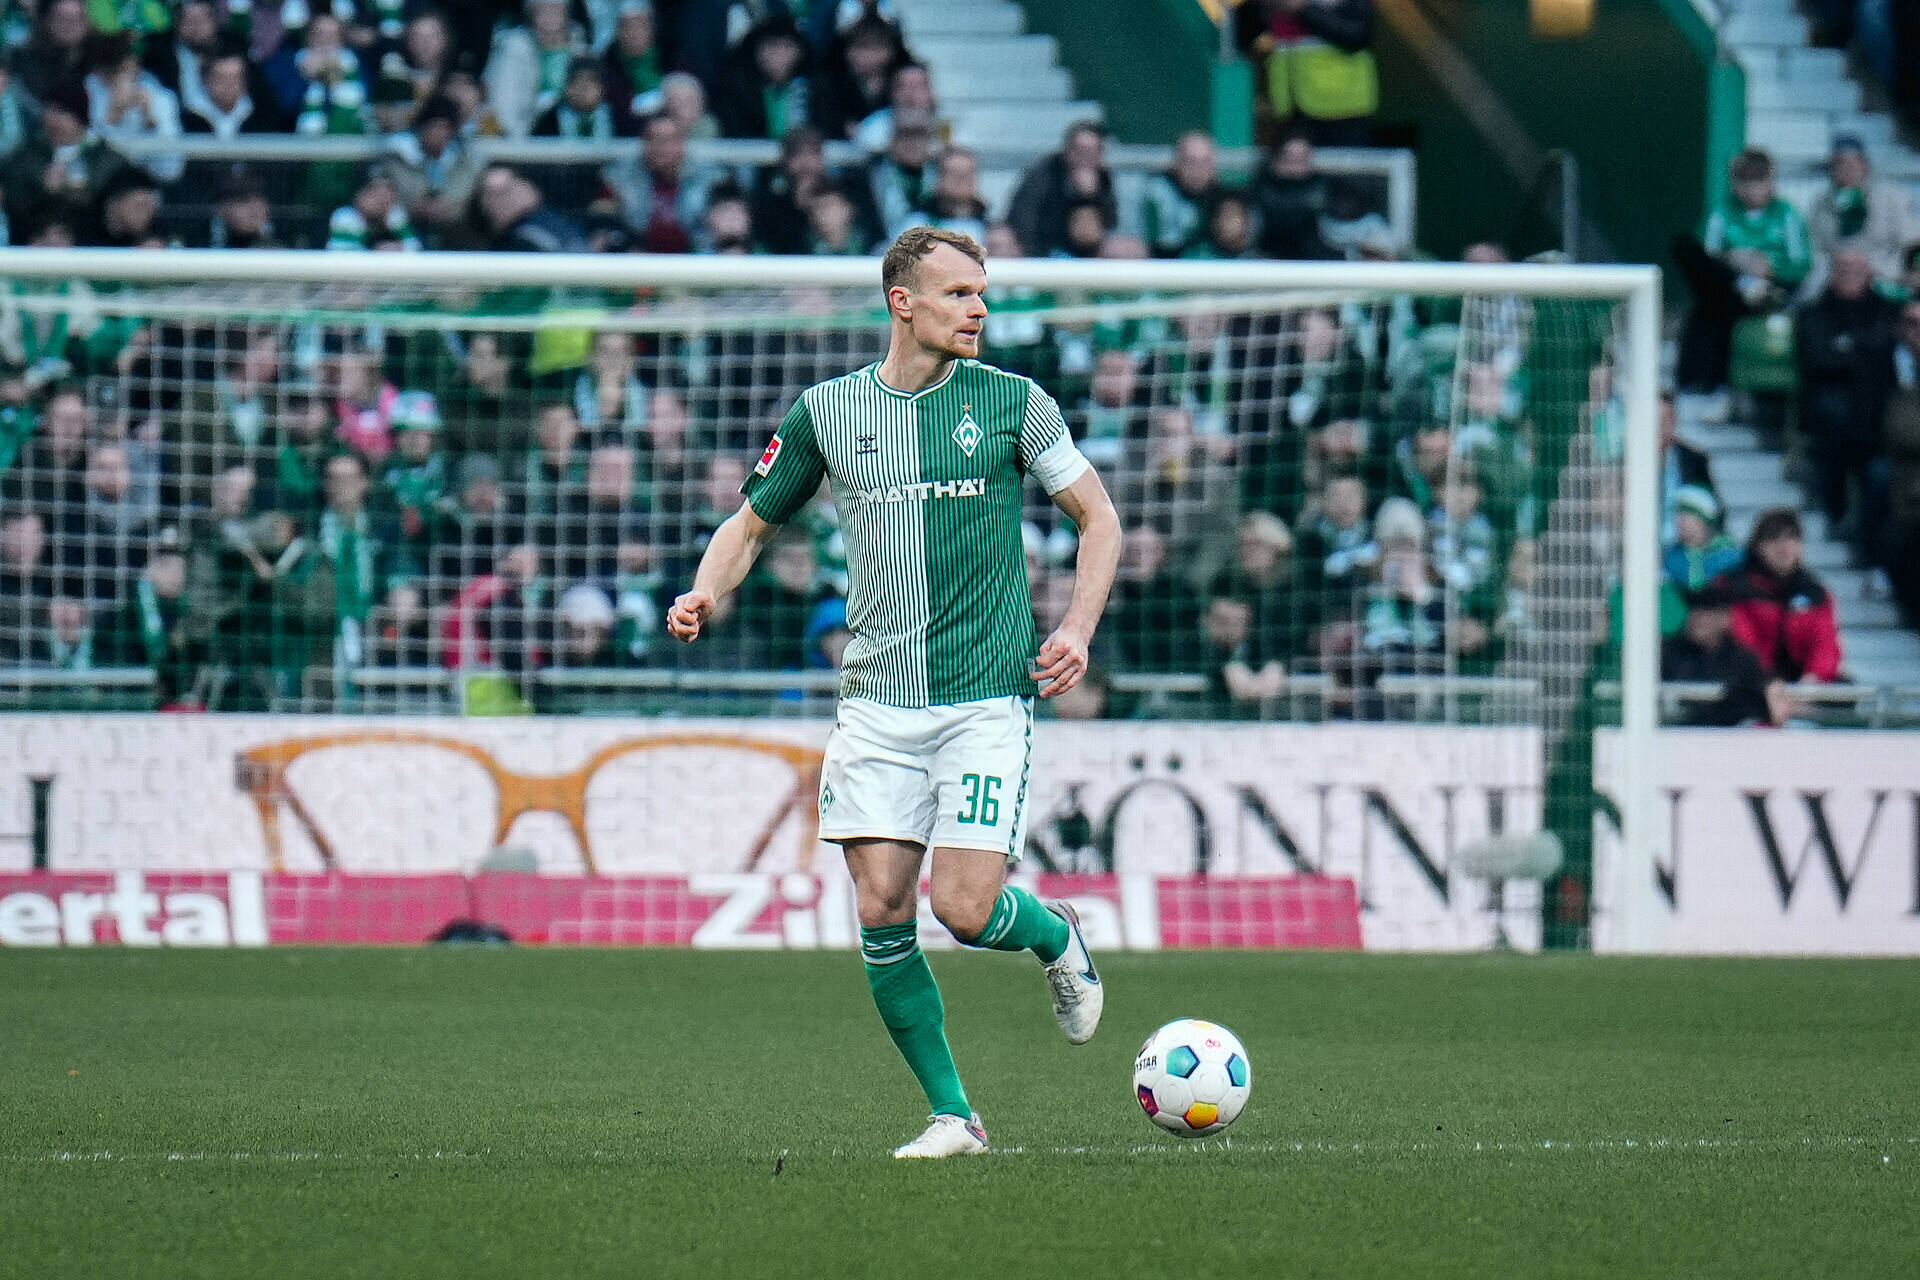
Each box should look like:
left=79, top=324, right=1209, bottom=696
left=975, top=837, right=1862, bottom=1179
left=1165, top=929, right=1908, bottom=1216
left=855, top=432, right=878, bottom=455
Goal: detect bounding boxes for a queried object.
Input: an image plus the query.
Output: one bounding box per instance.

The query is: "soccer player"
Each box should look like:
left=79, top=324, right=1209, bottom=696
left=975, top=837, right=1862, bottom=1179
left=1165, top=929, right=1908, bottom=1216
left=668, top=226, right=1121, bottom=1159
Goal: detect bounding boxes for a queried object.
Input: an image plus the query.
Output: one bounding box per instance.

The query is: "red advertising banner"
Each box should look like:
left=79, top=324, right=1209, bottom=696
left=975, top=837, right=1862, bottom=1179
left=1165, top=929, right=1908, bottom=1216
left=0, top=871, right=1362, bottom=950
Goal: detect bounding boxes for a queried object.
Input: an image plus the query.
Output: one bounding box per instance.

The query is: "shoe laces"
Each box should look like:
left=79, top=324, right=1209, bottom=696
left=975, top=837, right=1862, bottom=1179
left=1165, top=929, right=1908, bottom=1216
left=1047, top=963, right=1083, bottom=1010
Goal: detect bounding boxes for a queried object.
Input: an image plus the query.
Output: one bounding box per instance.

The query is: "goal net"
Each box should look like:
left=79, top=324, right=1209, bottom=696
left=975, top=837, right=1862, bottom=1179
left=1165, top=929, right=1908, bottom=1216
left=0, top=252, right=1660, bottom=951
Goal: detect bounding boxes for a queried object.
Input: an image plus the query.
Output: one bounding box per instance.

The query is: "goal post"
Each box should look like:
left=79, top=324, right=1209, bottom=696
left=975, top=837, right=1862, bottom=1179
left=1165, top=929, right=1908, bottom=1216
left=0, top=249, right=1661, bottom=951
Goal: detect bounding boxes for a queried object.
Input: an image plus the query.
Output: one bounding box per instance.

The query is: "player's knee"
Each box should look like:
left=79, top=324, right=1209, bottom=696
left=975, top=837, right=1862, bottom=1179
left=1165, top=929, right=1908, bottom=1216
left=931, top=888, right=993, bottom=945
left=856, top=887, right=916, bottom=931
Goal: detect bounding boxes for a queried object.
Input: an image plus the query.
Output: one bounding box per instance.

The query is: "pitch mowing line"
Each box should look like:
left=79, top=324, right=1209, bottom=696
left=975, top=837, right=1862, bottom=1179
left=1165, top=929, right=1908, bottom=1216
left=6, top=1137, right=1916, bottom=1165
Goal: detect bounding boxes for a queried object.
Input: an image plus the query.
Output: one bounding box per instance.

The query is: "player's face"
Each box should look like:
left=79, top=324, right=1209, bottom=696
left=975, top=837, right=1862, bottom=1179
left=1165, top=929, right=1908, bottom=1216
left=904, top=244, right=988, bottom=359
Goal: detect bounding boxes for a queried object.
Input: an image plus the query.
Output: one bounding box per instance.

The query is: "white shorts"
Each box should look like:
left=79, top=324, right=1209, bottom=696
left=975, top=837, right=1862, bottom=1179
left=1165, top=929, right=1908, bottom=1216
left=817, top=695, right=1035, bottom=861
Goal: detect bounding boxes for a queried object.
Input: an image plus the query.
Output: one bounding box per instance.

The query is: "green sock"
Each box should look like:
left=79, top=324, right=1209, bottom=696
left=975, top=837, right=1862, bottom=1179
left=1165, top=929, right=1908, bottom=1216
left=861, top=923, right=970, bottom=1118
left=968, top=886, right=1069, bottom=963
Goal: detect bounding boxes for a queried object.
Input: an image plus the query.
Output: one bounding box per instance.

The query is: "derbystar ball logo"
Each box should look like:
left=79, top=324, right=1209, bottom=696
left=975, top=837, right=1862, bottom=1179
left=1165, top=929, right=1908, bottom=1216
left=850, top=478, right=987, bottom=504
left=754, top=435, right=783, bottom=477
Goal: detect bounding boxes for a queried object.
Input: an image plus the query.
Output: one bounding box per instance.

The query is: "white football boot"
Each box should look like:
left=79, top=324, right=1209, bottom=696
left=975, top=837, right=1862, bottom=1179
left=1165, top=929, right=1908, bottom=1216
left=892, top=1112, right=989, bottom=1159
left=1042, top=901, right=1103, bottom=1045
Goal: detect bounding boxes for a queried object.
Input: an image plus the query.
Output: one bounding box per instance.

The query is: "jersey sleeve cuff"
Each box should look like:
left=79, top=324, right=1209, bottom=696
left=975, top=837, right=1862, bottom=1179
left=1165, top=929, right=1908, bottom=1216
left=1028, top=436, right=1092, bottom=495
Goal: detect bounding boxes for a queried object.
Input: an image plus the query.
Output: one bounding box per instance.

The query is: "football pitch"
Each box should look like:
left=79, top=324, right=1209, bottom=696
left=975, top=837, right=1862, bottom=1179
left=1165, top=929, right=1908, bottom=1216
left=4, top=949, right=1915, bottom=1278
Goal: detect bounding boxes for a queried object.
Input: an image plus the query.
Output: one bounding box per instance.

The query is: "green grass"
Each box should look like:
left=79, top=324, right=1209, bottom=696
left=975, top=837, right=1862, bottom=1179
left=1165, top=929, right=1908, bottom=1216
left=3, top=950, right=1917, bottom=1278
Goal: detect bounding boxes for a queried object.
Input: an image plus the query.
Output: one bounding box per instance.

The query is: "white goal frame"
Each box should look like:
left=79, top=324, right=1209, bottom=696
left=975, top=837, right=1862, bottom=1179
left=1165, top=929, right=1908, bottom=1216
left=0, top=248, right=1663, bottom=949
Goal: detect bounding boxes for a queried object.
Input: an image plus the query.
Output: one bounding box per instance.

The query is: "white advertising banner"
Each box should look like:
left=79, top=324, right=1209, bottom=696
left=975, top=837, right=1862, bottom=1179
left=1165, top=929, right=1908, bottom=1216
left=1595, top=729, right=1920, bottom=954
left=0, top=716, right=1544, bottom=951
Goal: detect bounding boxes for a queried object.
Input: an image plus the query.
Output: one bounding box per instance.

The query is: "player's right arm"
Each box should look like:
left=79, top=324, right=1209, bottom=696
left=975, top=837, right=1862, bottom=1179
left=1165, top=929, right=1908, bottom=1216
left=667, top=502, right=781, bottom=642
left=668, top=396, right=827, bottom=643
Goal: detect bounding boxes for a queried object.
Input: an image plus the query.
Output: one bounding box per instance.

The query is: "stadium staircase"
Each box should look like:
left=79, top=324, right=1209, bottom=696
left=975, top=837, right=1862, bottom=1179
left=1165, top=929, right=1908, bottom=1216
left=888, top=0, right=1103, bottom=203
left=1708, top=0, right=1920, bottom=685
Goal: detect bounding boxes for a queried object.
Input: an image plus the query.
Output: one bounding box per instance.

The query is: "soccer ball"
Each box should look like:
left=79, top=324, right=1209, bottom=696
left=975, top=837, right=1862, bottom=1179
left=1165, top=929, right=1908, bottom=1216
left=1133, top=1018, right=1251, bottom=1138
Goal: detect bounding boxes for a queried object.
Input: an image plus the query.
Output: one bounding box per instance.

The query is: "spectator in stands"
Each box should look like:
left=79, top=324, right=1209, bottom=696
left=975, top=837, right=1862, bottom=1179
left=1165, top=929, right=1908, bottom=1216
left=1138, top=130, right=1222, bottom=260
left=1673, top=147, right=1812, bottom=394
left=516, top=398, right=587, bottom=523
left=317, top=450, right=396, bottom=670
left=182, top=47, right=282, bottom=138
left=805, top=182, right=866, bottom=255
left=4, top=79, right=123, bottom=235
left=1429, top=468, right=1496, bottom=598
left=1719, top=507, right=1844, bottom=684
left=175, top=325, right=281, bottom=511
left=182, top=164, right=274, bottom=250
left=485, top=0, right=588, bottom=137
left=547, top=582, right=623, bottom=673
left=326, top=335, right=400, bottom=462
left=380, top=390, right=448, bottom=572
left=268, top=381, right=332, bottom=516
left=1114, top=405, right=1237, bottom=555
left=1661, top=581, right=1786, bottom=727
left=5, top=385, right=92, bottom=512
left=532, top=56, right=622, bottom=138
left=1797, top=247, right=1897, bottom=564
left=80, top=169, right=161, bottom=248
left=427, top=453, right=509, bottom=591
left=1236, top=0, right=1378, bottom=147
left=1662, top=484, right=1740, bottom=590
left=657, top=70, right=721, bottom=141
left=699, top=182, right=756, bottom=253
left=727, top=531, right=825, bottom=670
left=1007, top=121, right=1117, bottom=259
left=911, top=145, right=988, bottom=243
left=1107, top=522, right=1202, bottom=673
left=12, top=0, right=90, bottom=107
left=55, top=441, right=153, bottom=606
left=573, top=330, right=650, bottom=442
left=443, top=541, right=544, bottom=671
left=811, top=13, right=904, bottom=143
left=1215, top=510, right=1306, bottom=670
left=387, top=96, right=483, bottom=243
left=1809, top=136, right=1918, bottom=287
left=1186, top=190, right=1258, bottom=261
left=1199, top=592, right=1279, bottom=716
left=612, top=113, right=709, bottom=253
left=365, top=581, right=435, bottom=668
left=858, top=108, right=936, bottom=243
left=713, top=13, right=810, bottom=139
left=475, top=163, right=588, bottom=251
left=328, top=164, right=421, bottom=251
left=1250, top=130, right=1335, bottom=260
left=1655, top=389, right=1715, bottom=541
left=604, top=0, right=664, bottom=135
left=1883, top=300, right=1920, bottom=623
left=392, top=10, right=462, bottom=115
left=30, top=593, right=94, bottom=669
left=0, top=67, right=29, bottom=164
left=854, top=60, right=935, bottom=153
left=553, top=441, right=651, bottom=588
left=269, top=14, right=371, bottom=137
left=1056, top=197, right=1111, bottom=259
left=751, top=123, right=830, bottom=254
left=0, top=510, right=54, bottom=662
left=96, top=524, right=191, bottom=688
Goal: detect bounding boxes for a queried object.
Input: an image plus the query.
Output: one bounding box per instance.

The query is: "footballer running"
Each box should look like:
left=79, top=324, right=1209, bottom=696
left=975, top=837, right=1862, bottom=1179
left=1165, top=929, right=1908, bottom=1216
left=668, top=226, right=1122, bottom=1159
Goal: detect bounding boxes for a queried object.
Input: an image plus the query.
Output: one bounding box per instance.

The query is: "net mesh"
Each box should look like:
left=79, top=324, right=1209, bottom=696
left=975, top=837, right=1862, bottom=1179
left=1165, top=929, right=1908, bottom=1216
left=0, top=264, right=1629, bottom=945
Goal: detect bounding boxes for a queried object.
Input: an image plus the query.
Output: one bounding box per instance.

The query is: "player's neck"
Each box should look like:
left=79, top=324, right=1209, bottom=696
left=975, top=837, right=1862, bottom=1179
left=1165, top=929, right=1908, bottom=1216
left=877, top=342, right=958, bottom=395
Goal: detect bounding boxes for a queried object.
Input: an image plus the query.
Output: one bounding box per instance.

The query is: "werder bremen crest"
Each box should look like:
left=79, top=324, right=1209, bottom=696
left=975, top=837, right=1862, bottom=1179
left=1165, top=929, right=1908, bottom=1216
left=952, top=404, right=982, bottom=457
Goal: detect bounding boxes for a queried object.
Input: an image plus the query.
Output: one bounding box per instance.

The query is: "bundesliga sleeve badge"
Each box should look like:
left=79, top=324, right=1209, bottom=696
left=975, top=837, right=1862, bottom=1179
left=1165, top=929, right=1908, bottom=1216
left=755, top=435, right=784, bottom=476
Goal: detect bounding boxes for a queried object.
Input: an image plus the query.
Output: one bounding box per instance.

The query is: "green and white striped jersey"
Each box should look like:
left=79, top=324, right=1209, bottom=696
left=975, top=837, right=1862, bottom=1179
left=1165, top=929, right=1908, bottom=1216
left=742, top=358, right=1090, bottom=709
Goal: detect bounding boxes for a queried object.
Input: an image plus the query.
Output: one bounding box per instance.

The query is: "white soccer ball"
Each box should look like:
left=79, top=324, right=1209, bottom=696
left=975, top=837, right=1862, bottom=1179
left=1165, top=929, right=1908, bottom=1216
left=1133, top=1018, right=1251, bottom=1138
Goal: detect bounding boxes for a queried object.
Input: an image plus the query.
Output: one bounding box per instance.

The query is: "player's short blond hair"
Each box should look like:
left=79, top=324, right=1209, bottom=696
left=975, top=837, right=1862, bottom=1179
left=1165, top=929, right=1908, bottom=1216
left=881, top=226, right=986, bottom=297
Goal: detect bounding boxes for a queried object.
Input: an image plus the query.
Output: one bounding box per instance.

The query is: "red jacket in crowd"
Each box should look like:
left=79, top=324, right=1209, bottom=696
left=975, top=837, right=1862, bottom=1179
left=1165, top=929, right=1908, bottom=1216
left=1719, top=562, right=1844, bottom=683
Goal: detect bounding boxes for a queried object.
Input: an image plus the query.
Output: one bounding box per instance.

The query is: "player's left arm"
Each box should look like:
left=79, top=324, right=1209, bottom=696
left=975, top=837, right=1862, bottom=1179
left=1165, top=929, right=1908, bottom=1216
left=1034, top=468, right=1121, bottom=698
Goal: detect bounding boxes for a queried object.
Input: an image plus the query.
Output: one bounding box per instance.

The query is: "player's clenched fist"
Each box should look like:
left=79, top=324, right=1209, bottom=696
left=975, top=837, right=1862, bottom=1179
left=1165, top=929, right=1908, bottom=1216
left=667, top=590, right=714, bottom=642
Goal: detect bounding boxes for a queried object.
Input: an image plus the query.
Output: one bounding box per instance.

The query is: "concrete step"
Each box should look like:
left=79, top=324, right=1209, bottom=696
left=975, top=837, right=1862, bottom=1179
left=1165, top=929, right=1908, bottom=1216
left=1841, top=628, right=1920, bottom=665
left=1746, top=77, right=1862, bottom=114
left=896, top=2, right=1025, bottom=38
left=1687, top=425, right=1761, bottom=451
left=1748, top=110, right=1842, bottom=157
left=1785, top=46, right=1851, bottom=82
left=911, top=34, right=1062, bottom=77
left=1707, top=450, right=1786, bottom=487
left=1722, top=12, right=1808, bottom=46
left=1802, top=538, right=1851, bottom=570
left=950, top=101, right=1103, bottom=150
left=934, top=67, right=1075, bottom=105
left=1719, top=478, right=1803, bottom=512
left=1837, top=595, right=1905, bottom=628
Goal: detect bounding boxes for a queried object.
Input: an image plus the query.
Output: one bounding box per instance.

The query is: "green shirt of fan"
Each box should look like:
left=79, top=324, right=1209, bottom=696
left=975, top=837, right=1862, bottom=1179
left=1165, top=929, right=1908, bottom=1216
left=741, top=359, right=1090, bottom=709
